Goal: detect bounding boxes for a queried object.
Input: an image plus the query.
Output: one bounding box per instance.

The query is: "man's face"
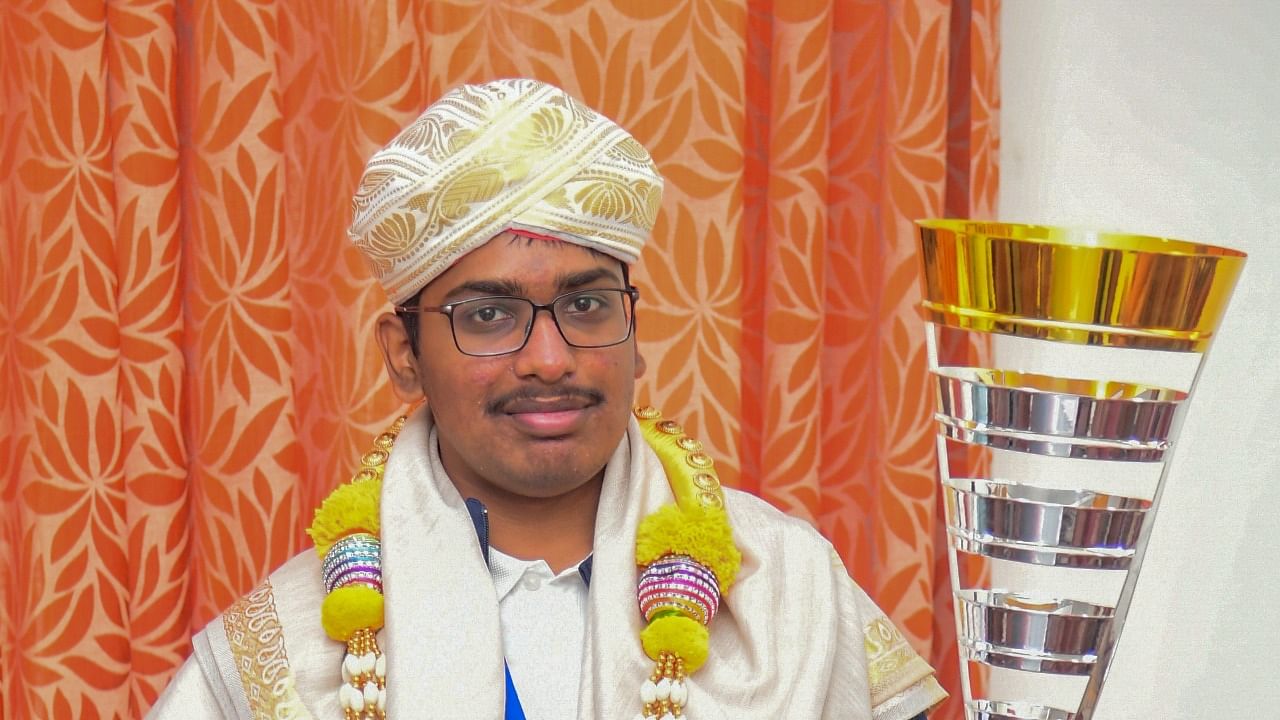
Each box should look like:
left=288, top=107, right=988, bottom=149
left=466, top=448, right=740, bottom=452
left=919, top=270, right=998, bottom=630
left=394, top=233, right=644, bottom=500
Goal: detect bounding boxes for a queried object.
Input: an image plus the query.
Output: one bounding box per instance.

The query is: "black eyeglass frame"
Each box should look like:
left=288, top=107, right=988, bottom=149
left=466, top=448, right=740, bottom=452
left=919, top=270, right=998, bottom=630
left=395, top=286, right=640, bottom=357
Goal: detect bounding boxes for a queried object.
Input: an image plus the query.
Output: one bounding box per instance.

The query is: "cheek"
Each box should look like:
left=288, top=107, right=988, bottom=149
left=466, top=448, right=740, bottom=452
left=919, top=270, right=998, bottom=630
left=591, top=350, right=637, bottom=392
left=466, top=366, right=500, bottom=413
left=421, top=357, right=507, bottom=413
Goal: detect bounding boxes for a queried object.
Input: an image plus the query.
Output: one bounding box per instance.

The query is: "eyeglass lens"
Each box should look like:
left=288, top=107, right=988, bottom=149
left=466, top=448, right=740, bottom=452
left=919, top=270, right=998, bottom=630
left=450, top=289, right=633, bottom=355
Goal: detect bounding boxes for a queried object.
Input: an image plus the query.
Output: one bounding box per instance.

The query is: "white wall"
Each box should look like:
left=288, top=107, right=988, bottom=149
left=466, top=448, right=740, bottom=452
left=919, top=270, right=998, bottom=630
left=999, top=2, right=1280, bottom=718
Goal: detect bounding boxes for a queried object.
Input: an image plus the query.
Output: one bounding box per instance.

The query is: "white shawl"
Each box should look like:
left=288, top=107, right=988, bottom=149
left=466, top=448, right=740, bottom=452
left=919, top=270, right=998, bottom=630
left=148, top=409, right=945, bottom=719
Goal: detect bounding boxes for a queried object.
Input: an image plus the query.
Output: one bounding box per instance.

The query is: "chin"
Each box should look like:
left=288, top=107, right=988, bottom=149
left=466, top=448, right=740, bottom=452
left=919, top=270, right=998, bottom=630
left=505, top=453, right=608, bottom=498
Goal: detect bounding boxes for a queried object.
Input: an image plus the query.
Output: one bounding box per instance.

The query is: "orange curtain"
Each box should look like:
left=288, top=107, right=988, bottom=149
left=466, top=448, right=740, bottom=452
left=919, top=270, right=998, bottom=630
left=0, top=1, right=998, bottom=717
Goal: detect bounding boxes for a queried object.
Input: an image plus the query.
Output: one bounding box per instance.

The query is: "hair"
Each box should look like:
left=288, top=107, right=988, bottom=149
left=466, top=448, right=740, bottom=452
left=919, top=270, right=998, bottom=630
left=396, top=240, right=632, bottom=358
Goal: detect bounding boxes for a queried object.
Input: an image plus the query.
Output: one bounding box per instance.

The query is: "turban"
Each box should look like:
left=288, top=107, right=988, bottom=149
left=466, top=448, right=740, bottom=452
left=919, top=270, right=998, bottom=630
left=348, top=78, right=664, bottom=304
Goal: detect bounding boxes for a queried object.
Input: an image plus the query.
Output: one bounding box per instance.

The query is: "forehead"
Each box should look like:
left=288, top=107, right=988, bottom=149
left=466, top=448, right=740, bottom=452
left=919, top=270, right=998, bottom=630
left=420, top=234, right=623, bottom=298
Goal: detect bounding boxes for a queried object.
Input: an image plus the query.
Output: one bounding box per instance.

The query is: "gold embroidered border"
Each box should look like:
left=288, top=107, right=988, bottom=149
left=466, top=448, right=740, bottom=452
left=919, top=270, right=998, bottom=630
left=222, top=580, right=313, bottom=719
left=864, top=615, right=935, bottom=706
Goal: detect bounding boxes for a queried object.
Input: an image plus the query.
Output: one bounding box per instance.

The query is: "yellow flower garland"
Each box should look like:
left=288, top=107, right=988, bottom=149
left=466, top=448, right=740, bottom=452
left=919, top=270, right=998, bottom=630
left=307, top=415, right=404, bottom=719
left=308, top=408, right=740, bottom=720
left=632, top=406, right=741, bottom=718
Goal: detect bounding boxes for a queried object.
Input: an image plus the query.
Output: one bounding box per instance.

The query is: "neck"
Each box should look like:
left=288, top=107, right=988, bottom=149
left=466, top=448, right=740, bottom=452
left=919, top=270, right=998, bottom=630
left=480, top=478, right=602, bottom=574
left=438, top=457, right=604, bottom=574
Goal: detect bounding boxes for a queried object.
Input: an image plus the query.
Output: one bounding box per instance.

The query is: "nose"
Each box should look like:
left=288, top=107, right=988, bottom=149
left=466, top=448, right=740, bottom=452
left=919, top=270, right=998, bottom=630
left=512, top=307, right=575, bottom=383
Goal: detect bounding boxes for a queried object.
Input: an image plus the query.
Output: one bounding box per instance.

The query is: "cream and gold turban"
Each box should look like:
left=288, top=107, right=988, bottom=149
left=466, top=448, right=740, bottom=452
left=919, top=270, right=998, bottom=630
left=348, top=78, right=664, bottom=304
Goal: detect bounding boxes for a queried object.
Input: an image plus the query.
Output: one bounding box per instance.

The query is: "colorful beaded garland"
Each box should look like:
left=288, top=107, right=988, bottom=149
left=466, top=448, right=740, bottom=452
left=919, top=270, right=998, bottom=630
left=638, top=555, right=721, bottom=626
left=308, top=415, right=406, bottom=720
left=322, top=533, right=382, bottom=594
left=632, top=406, right=742, bottom=720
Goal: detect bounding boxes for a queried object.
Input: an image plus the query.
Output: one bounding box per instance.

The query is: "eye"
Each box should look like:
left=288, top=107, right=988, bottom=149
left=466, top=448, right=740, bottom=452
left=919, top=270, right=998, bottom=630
left=571, top=296, right=600, bottom=312
left=471, top=305, right=510, bottom=323
left=561, top=292, right=613, bottom=315
left=454, top=299, right=522, bottom=333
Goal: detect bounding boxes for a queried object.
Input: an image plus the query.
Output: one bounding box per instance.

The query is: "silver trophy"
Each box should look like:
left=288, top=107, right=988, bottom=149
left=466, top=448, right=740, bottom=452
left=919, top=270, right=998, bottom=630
left=914, top=221, right=1246, bottom=720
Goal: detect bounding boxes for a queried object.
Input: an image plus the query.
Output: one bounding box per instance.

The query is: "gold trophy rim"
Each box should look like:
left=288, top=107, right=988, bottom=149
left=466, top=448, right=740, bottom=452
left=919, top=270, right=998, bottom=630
left=915, top=219, right=1247, bottom=352
left=916, top=219, right=1247, bottom=260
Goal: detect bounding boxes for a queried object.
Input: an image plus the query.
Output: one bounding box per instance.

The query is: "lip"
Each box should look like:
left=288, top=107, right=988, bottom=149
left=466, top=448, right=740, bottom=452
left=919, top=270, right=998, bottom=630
left=500, top=396, right=597, bottom=438
left=505, top=407, right=591, bottom=437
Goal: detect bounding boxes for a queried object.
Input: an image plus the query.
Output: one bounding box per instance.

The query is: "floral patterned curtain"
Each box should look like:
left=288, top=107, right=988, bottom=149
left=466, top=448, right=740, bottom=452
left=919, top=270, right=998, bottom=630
left=0, top=1, right=998, bottom=717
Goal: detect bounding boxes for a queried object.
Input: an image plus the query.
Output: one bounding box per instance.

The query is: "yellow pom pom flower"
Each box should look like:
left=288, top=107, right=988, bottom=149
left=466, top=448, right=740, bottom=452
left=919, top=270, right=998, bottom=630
left=641, top=614, right=710, bottom=673
left=321, top=585, right=384, bottom=642
left=308, top=476, right=381, bottom=558
left=636, top=503, right=741, bottom=591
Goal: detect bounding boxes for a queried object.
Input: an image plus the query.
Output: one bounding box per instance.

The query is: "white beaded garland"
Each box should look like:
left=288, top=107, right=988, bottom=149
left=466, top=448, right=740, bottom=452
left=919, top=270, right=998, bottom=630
left=340, top=683, right=364, bottom=711
left=638, top=651, right=692, bottom=719
left=641, top=679, right=658, bottom=704
left=670, top=680, right=688, bottom=705
left=337, top=641, right=386, bottom=718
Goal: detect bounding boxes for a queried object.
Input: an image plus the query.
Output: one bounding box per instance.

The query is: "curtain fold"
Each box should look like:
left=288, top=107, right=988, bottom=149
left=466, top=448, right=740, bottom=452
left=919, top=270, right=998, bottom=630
left=0, top=1, right=998, bottom=717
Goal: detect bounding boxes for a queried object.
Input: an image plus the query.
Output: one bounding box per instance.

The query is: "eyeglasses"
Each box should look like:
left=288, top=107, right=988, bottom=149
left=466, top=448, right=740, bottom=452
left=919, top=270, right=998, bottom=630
left=396, top=287, right=640, bottom=357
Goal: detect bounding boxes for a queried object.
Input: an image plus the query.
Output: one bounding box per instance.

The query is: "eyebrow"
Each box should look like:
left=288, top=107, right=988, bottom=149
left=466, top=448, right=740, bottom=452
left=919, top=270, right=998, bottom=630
left=557, top=267, right=622, bottom=290
left=442, top=279, right=525, bottom=301
left=441, top=266, right=623, bottom=302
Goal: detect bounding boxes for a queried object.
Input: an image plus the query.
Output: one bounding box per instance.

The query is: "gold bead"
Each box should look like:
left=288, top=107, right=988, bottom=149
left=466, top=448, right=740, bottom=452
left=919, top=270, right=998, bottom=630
left=685, top=452, right=713, bottom=469
left=692, top=472, right=719, bottom=491
left=676, top=436, right=702, bottom=451
left=374, top=433, right=397, bottom=449
left=698, top=491, right=724, bottom=509
left=656, top=420, right=683, bottom=435
left=634, top=405, right=661, bottom=419
left=361, top=449, right=389, bottom=467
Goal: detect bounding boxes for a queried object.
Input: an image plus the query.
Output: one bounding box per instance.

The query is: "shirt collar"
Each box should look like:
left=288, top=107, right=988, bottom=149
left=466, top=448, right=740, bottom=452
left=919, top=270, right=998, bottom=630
left=488, top=547, right=588, bottom=602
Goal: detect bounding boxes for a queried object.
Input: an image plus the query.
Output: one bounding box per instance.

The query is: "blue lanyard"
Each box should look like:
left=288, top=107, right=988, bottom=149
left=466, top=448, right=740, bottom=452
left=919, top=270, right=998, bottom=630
left=504, top=661, right=527, bottom=720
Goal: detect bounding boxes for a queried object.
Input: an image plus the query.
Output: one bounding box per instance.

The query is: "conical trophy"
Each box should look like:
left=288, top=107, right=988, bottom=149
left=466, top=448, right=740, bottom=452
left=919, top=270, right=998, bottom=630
left=914, top=221, right=1247, bottom=720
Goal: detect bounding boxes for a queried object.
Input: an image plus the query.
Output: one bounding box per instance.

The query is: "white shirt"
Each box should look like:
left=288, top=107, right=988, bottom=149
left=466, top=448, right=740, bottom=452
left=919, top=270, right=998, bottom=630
left=489, top=547, right=589, bottom=720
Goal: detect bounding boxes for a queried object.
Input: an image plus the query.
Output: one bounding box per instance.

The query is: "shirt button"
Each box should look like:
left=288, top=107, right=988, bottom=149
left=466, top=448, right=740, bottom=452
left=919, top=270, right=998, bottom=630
left=522, top=575, right=542, bottom=591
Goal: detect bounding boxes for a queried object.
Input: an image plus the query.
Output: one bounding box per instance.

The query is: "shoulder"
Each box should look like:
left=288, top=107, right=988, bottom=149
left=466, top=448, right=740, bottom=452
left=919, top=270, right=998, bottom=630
left=718, top=489, right=948, bottom=717
left=717, top=486, right=883, bottom=628
left=719, top=486, right=853, bottom=604
left=258, top=548, right=327, bottom=632
left=188, top=549, right=342, bottom=718
left=721, top=486, right=836, bottom=557
left=203, top=550, right=326, bottom=649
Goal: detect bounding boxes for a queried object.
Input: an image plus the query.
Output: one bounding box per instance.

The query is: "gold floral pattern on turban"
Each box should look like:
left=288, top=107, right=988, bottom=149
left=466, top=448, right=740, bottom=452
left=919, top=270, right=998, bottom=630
left=348, top=78, right=664, bottom=304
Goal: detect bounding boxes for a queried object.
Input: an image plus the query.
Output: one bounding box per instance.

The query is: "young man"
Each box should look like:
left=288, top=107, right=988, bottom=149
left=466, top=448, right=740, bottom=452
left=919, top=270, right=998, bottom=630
left=149, top=78, right=944, bottom=720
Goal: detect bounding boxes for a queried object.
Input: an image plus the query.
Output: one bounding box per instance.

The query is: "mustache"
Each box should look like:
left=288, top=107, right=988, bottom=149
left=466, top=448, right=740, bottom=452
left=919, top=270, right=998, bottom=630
left=485, top=386, right=605, bottom=415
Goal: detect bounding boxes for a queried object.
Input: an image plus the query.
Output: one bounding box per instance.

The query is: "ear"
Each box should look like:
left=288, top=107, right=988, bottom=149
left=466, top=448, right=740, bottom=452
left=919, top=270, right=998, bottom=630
left=376, top=312, right=427, bottom=404
left=633, top=343, right=646, bottom=379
